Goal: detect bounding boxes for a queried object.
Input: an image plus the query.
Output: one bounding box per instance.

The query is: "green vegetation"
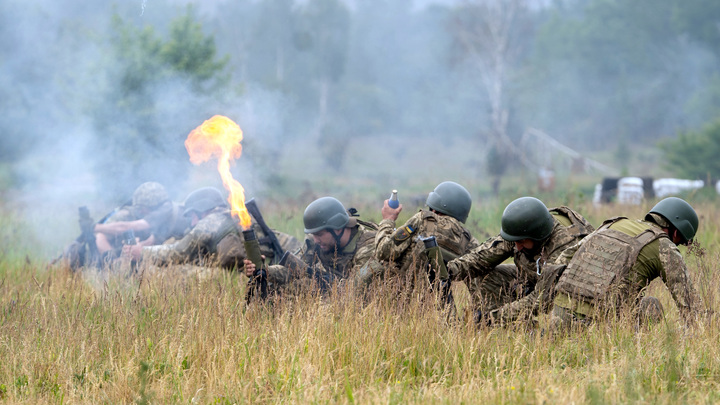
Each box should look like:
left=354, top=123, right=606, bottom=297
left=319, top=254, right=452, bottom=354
left=1, top=196, right=719, bottom=403
left=660, top=119, right=720, bottom=181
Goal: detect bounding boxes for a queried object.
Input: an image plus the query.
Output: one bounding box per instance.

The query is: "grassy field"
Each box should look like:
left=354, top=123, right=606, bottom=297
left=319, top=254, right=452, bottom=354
left=1, top=195, right=720, bottom=404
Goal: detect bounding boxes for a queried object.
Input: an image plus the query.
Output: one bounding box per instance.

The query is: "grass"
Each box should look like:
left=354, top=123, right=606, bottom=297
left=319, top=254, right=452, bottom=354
left=1, top=194, right=720, bottom=403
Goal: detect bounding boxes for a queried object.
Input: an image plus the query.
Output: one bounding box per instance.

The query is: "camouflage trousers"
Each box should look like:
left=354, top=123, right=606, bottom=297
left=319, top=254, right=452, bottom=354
left=550, top=296, right=665, bottom=331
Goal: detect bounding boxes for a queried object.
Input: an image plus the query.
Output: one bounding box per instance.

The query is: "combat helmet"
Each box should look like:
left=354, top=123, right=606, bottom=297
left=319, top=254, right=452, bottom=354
left=182, top=187, right=227, bottom=216
left=303, top=197, right=350, bottom=234
left=426, top=181, right=473, bottom=223
left=645, top=197, right=699, bottom=243
left=500, top=197, right=554, bottom=242
left=132, top=182, right=169, bottom=209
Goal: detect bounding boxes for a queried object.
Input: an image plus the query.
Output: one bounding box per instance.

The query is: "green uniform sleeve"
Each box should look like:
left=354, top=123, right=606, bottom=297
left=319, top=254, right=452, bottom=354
left=658, top=238, right=703, bottom=326
left=266, top=264, right=291, bottom=286
left=447, top=235, right=514, bottom=280
left=374, top=214, right=421, bottom=263
left=490, top=264, right=565, bottom=323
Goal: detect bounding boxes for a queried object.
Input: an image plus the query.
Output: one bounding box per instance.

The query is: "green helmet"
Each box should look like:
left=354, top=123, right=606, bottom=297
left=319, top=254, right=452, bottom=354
left=426, top=181, right=472, bottom=223
left=646, top=197, right=699, bottom=243
left=500, top=197, right=554, bottom=242
left=182, top=187, right=227, bottom=216
left=132, top=182, right=169, bottom=209
left=303, top=197, right=350, bottom=234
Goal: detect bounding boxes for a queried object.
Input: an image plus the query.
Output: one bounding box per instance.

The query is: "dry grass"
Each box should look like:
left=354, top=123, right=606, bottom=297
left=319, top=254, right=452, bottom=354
left=1, top=199, right=720, bottom=403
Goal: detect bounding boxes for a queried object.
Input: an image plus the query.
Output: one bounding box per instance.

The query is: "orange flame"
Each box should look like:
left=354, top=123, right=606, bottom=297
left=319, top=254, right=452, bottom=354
left=185, top=115, right=252, bottom=229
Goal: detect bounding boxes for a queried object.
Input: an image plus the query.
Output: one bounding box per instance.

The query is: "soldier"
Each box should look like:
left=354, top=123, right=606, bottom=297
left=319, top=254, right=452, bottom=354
left=243, top=196, right=378, bottom=294
left=372, top=181, right=481, bottom=301
left=124, top=187, right=300, bottom=268
left=551, top=197, right=705, bottom=328
left=447, top=196, right=594, bottom=325
left=61, top=182, right=190, bottom=269
left=94, top=182, right=189, bottom=254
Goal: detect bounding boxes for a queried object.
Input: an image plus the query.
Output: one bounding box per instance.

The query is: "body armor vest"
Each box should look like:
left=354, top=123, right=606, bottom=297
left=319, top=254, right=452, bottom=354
left=555, top=217, right=666, bottom=305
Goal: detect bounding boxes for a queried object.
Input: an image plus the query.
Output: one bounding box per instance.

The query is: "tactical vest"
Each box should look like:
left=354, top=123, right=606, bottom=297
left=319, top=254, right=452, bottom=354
left=554, top=217, right=666, bottom=304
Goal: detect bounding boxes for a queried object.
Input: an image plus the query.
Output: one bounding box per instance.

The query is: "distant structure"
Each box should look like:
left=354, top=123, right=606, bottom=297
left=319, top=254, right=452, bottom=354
left=593, top=177, right=705, bottom=205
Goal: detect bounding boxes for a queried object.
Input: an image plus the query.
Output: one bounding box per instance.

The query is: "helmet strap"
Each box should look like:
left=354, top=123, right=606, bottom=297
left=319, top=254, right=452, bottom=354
left=331, top=228, right=345, bottom=249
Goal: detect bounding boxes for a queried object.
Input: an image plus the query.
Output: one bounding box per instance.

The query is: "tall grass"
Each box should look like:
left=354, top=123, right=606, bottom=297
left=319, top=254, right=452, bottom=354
left=1, top=199, right=719, bottom=403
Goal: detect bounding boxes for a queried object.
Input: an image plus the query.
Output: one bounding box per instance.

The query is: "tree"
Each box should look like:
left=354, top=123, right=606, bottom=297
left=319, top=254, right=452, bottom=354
left=521, top=0, right=715, bottom=155
left=297, top=0, right=350, bottom=130
left=449, top=0, right=536, bottom=194
left=660, top=119, right=720, bottom=181
left=93, top=6, right=229, bottom=199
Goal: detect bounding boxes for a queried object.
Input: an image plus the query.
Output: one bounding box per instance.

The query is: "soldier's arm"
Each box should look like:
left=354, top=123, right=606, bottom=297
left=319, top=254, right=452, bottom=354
left=447, top=235, right=513, bottom=280
left=267, top=239, right=318, bottom=286
left=490, top=264, right=566, bottom=323
left=490, top=289, right=540, bottom=324
left=467, top=236, right=481, bottom=251
left=374, top=214, right=420, bottom=262
left=554, top=239, right=583, bottom=266
left=658, top=238, right=704, bottom=326
left=94, top=219, right=151, bottom=236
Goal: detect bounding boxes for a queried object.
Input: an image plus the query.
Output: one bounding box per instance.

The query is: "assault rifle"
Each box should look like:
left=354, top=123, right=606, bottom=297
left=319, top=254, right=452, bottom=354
left=245, top=198, right=285, bottom=264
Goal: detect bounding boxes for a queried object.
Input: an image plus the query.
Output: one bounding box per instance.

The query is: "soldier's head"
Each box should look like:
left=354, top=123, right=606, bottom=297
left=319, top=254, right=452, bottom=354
left=303, top=197, right=351, bottom=252
left=500, top=197, right=554, bottom=253
left=645, top=197, right=699, bottom=245
left=132, top=182, right=169, bottom=214
left=182, top=187, right=227, bottom=226
left=426, top=181, right=473, bottom=223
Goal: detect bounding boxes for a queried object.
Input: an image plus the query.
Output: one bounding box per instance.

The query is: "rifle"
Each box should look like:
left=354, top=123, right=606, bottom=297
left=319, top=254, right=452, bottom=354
left=245, top=198, right=284, bottom=264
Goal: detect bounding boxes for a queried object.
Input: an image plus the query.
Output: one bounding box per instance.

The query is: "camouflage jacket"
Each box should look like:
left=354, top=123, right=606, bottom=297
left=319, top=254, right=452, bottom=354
left=266, top=223, right=377, bottom=288
left=374, top=209, right=480, bottom=279
left=553, top=217, right=703, bottom=325
left=142, top=207, right=299, bottom=268
left=448, top=206, right=594, bottom=292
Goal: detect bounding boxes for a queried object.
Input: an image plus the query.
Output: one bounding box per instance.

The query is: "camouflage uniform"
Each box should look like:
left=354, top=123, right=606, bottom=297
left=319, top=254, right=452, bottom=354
left=448, top=207, right=594, bottom=322
left=374, top=209, right=480, bottom=292
left=551, top=217, right=703, bottom=327
left=103, top=201, right=190, bottom=247
left=142, top=207, right=300, bottom=268
left=265, top=219, right=377, bottom=292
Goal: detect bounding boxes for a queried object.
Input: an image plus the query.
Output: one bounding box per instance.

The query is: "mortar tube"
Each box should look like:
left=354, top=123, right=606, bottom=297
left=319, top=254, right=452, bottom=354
left=242, top=228, right=264, bottom=270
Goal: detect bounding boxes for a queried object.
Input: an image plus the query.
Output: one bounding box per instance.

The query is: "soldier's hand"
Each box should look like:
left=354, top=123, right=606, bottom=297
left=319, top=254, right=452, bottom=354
left=244, top=255, right=267, bottom=278
left=243, top=259, right=256, bottom=277
left=121, top=244, right=143, bottom=261
left=381, top=199, right=402, bottom=221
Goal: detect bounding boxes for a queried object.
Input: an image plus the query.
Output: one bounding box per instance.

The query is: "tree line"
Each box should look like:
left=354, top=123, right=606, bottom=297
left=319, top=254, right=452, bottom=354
left=1, top=0, right=719, bottom=198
